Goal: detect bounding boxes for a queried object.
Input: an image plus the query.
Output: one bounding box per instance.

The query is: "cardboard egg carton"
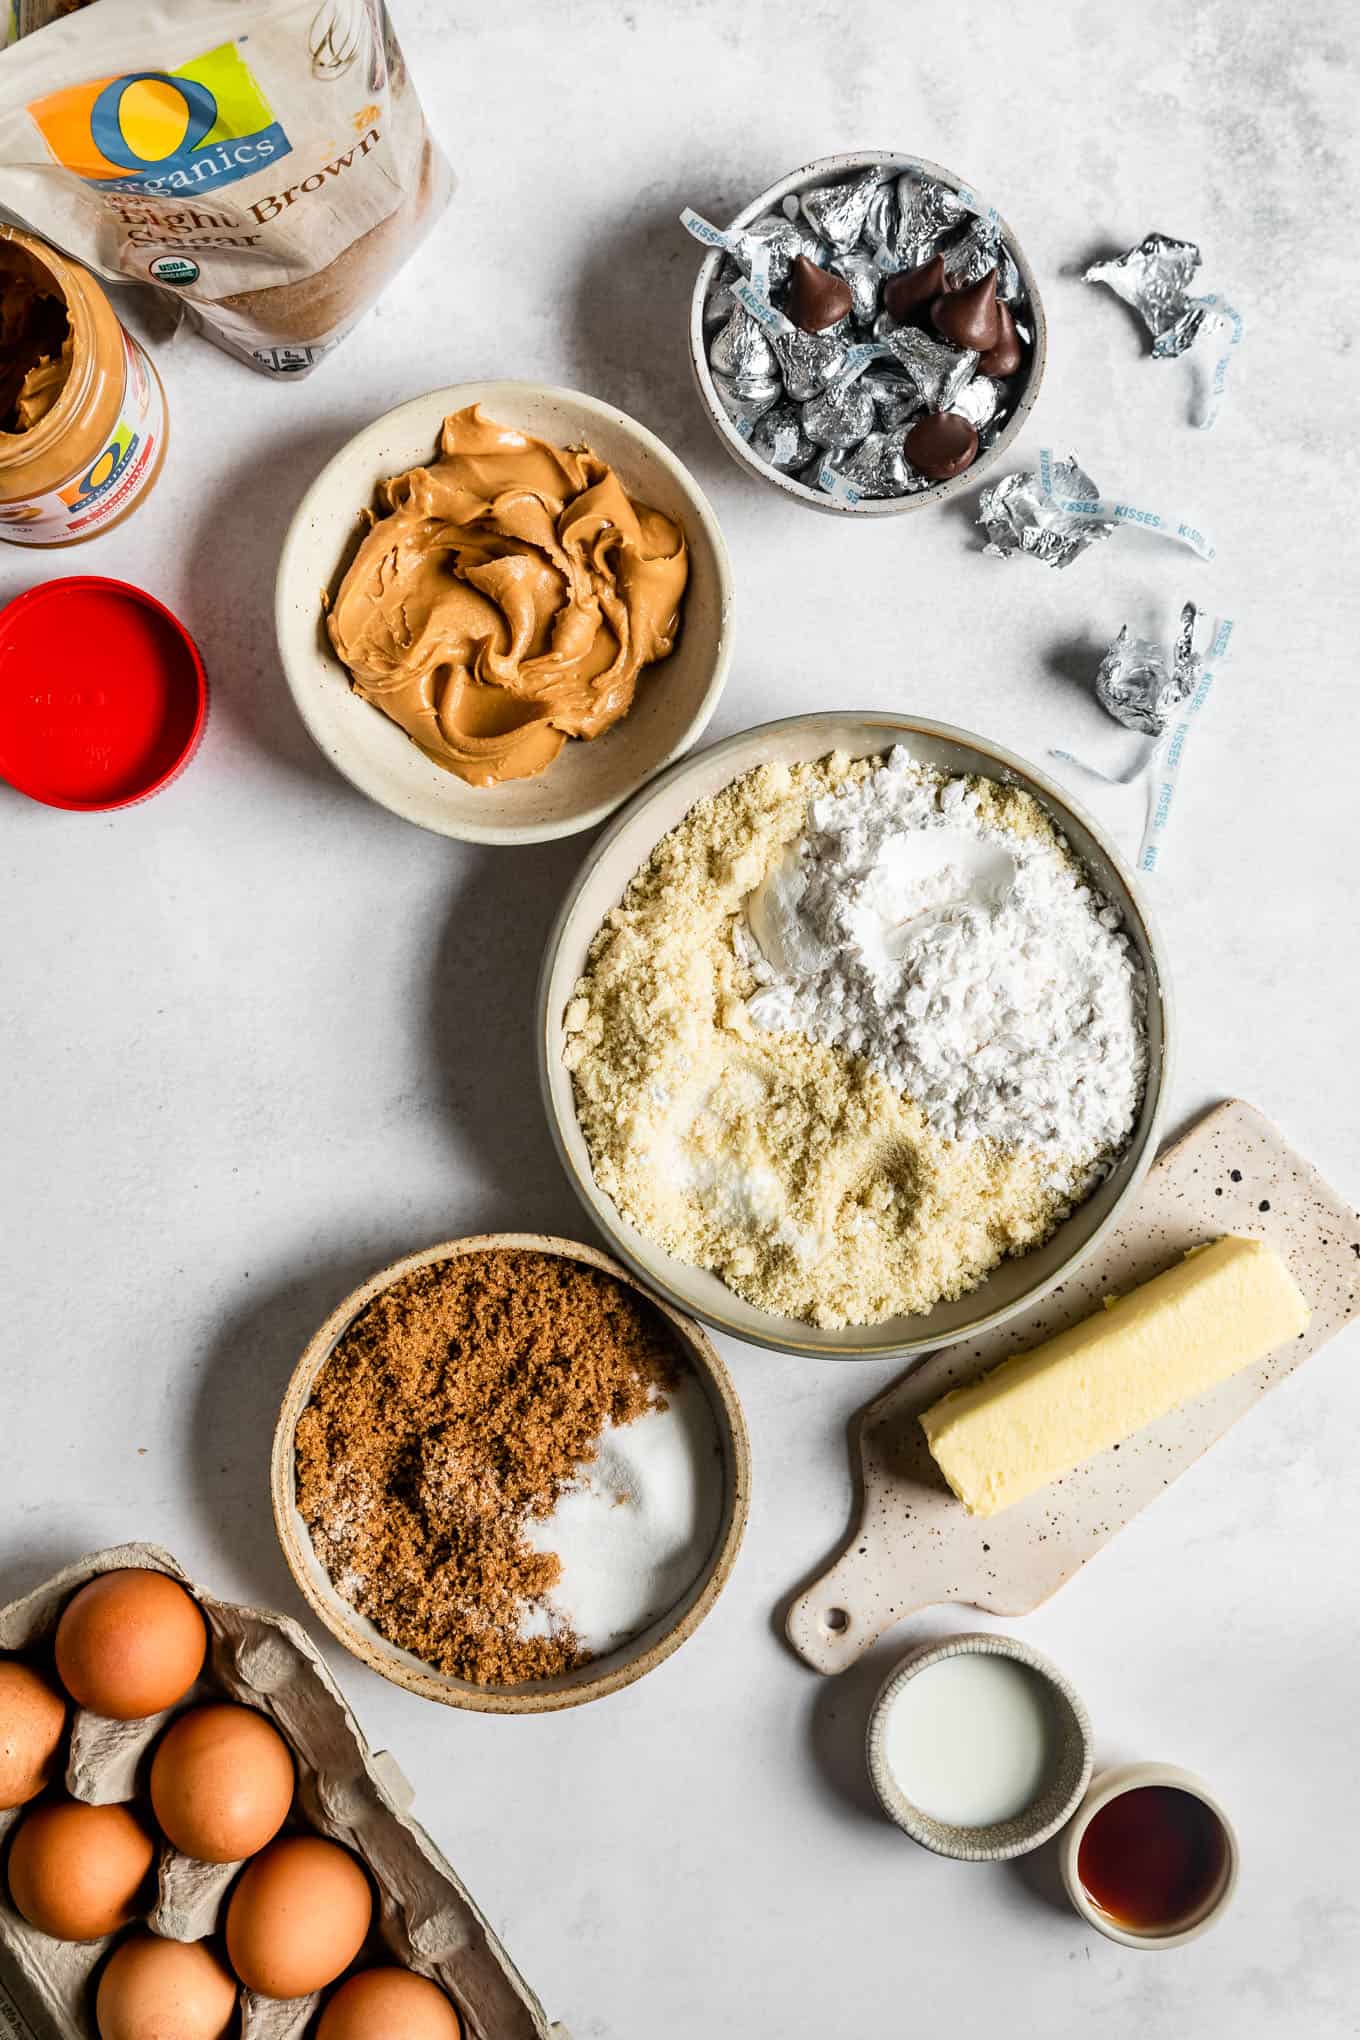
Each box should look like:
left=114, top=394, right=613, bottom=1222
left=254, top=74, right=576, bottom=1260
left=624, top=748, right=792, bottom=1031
left=0, top=1545, right=566, bottom=2040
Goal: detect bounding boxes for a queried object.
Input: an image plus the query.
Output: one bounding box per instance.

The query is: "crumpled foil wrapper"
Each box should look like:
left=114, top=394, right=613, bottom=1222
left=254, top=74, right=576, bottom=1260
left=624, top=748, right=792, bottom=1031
left=1052, top=604, right=1232, bottom=875
left=1084, top=232, right=1204, bottom=350
left=978, top=454, right=1117, bottom=568
left=1084, top=233, right=1242, bottom=427
left=1095, top=601, right=1202, bottom=735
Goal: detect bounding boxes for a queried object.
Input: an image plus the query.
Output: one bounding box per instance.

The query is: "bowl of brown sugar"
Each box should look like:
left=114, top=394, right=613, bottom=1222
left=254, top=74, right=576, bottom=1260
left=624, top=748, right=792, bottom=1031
left=271, top=1234, right=750, bottom=1713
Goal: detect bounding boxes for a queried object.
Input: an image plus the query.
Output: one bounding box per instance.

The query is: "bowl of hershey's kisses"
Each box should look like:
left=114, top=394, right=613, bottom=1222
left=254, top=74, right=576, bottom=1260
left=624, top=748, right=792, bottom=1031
left=685, top=152, right=1046, bottom=515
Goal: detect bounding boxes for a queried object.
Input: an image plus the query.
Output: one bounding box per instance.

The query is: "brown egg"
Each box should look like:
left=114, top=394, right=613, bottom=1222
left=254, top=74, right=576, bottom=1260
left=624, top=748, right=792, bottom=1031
left=0, top=1659, right=67, bottom=1810
left=7, top=1799, right=154, bottom=1940
left=318, top=1969, right=464, bottom=2040
left=150, top=1704, right=294, bottom=1864
left=96, top=1932, right=238, bottom=2040
left=225, top=1835, right=372, bottom=1999
left=56, top=1571, right=207, bottom=1721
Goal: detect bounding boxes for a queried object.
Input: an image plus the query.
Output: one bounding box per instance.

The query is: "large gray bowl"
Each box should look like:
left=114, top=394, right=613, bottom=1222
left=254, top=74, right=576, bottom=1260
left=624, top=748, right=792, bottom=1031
left=537, top=713, right=1172, bottom=1359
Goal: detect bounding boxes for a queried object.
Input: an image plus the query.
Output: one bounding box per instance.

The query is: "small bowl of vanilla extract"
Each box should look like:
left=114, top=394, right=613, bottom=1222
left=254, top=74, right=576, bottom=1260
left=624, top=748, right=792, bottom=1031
left=1059, top=1762, right=1239, bottom=1948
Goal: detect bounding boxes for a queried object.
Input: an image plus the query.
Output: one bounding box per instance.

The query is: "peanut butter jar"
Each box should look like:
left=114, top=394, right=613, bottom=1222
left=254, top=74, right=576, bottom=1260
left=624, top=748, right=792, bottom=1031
left=0, top=226, right=168, bottom=547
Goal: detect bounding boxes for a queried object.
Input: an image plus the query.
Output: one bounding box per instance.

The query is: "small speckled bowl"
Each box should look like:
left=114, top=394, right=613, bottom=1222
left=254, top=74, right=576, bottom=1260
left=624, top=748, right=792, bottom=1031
left=688, top=151, right=1046, bottom=517
left=866, top=1633, right=1093, bottom=1860
left=1059, top=1762, right=1240, bottom=1947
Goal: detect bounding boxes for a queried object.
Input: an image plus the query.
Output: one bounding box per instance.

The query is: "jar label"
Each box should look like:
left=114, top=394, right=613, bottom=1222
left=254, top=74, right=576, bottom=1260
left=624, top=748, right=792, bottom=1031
left=0, top=328, right=166, bottom=546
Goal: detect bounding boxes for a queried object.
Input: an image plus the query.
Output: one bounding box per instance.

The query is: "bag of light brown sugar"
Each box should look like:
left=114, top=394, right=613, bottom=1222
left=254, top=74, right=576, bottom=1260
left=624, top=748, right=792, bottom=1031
left=0, top=0, right=452, bottom=376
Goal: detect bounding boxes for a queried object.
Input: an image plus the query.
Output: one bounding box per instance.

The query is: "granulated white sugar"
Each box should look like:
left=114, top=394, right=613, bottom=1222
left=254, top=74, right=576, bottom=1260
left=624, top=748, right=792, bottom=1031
left=518, top=1375, right=724, bottom=1657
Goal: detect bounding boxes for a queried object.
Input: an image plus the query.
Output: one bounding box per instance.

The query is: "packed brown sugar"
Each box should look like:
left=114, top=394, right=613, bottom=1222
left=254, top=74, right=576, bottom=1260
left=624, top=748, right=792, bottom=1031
left=294, top=1250, right=682, bottom=1684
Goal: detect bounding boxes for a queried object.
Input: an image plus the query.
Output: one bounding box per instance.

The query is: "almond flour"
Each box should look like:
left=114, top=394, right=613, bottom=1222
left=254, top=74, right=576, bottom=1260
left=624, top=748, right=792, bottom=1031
left=563, top=751, right=1146, bottom=1330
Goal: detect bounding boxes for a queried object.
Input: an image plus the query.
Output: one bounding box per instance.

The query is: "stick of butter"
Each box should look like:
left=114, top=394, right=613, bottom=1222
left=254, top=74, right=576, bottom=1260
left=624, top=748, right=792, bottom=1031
left=920, top=1236, right=1311, bottom=1519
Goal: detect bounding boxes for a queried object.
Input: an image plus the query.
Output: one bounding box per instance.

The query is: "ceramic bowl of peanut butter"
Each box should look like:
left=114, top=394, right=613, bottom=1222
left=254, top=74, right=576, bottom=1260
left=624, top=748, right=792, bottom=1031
left=276, top=381, right=733, bottom=844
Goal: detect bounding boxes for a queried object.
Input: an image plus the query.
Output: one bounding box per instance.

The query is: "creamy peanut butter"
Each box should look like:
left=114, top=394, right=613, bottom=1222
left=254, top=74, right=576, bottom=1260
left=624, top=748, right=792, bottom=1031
left=0, top=243, right=72, bottom=434
left=327, top=406, right=690, bottom=786
left=0, top=227, right=168, bottom=547
left=12, top=338, right=73, bottom=432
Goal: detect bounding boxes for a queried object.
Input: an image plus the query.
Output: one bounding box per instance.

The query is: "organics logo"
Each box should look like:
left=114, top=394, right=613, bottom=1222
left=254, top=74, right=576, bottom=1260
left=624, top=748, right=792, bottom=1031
left=59, top=421, right=136, bottom=507
left=28, top=41, right=291, bottom=195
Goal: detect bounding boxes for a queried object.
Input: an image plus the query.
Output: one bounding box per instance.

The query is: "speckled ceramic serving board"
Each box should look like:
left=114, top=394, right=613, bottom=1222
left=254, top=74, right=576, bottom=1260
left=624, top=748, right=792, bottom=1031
left=786, top=1100, right=1360, bottom=1675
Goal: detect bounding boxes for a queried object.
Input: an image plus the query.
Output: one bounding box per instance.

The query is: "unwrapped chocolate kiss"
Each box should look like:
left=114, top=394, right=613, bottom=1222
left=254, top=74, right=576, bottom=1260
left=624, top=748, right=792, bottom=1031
left=882, top=254, right=948, bottom=323
left=932, top=268, right=1000, bottom=352
left=787, top=255, right=853, bottom=333
left=978, top=300, right=1023, bottom=377
left=904, top=410, right=979, bottom=481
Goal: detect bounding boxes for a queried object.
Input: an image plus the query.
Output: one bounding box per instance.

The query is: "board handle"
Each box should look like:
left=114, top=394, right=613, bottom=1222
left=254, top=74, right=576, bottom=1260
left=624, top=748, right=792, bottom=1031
left=784, top=1541, right=946, bottom=1675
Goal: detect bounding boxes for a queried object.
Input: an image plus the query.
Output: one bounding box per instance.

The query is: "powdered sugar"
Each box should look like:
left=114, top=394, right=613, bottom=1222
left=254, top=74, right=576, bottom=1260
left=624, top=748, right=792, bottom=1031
left=739, top=749, right=1146, bottom=1171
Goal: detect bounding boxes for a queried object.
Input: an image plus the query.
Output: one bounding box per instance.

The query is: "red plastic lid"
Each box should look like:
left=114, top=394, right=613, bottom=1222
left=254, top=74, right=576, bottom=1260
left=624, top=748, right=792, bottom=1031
left=0, top=576, right=207, bottom=811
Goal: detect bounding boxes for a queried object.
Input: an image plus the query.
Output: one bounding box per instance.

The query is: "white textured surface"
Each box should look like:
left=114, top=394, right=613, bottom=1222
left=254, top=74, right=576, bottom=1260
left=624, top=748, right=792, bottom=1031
left=2, top=4, right=1358, bottom=2037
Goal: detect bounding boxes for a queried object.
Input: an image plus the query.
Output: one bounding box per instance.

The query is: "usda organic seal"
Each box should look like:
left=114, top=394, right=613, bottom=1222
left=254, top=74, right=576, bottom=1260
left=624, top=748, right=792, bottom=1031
left=148, top=255, right=200, bottom=286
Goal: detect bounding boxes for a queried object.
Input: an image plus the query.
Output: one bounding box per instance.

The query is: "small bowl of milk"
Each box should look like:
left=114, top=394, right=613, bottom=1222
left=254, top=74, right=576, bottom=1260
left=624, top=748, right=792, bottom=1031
left=867, top=1634, right=1093, bottom=1860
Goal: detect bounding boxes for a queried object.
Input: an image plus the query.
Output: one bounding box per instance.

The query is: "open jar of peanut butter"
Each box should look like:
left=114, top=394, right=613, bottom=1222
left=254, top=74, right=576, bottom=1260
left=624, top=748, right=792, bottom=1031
left=0, top=226, right=168, bottom=547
